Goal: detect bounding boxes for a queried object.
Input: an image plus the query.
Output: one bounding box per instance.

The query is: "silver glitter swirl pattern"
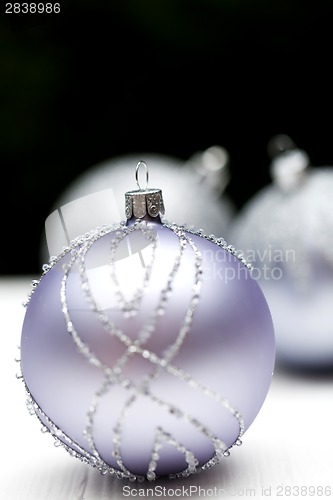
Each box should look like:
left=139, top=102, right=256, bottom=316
left=19, top=220, right=249, bottom=481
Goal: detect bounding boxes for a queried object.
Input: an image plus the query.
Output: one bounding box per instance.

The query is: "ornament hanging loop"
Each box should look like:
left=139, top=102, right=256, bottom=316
left=136, top=161, right=149, bottom=191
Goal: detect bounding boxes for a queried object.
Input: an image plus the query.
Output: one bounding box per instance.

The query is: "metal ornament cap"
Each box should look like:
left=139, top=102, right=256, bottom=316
left=125, top=161, right=165, bottom=219
left=125, top=188, right=165, bottom=219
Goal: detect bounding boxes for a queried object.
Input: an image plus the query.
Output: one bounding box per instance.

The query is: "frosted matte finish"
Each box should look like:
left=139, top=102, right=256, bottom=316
left=21, top=220, right=275, bottom=480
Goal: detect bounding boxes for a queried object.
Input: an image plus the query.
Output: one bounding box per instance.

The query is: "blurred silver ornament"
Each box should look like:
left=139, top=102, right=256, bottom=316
left=229, top=134, right=333, bottom=370
left=41, top=147, right=235, bottom=261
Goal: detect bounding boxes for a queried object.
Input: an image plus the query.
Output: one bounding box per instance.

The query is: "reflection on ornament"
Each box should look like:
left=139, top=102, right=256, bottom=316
left=40, top=147, right=235, bottom=262
left=19, top=162, right=275, bottom=481
left=230, top=134, right=333, bottom=369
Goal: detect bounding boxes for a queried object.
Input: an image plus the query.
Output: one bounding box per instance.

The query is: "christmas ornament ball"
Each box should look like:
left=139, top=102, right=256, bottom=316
left=20, top=169, right=275, bottom=481
left=229, top=135, right=333, bottom=369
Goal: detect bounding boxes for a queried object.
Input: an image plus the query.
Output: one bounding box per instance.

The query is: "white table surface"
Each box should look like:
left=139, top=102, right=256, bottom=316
left=1, top=277, right=332, bottom=500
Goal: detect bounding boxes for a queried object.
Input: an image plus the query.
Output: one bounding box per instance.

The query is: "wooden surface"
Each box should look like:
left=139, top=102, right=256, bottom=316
left=1, top=277, right=333, bottom=499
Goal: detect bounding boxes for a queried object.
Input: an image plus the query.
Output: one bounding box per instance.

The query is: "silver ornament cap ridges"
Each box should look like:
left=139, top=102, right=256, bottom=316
left=125, top=160, right=165, bottom=219
left=125, top=188, right=165, bottom=219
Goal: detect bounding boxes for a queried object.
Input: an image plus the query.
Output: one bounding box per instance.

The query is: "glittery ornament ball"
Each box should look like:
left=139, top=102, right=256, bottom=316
left=20, top=218, right=275, bottom=481
left=229, top=139, right=333, bottom=369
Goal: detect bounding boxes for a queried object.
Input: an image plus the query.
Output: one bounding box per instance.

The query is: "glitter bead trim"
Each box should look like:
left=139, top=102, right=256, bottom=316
left=19, top=220, right=250, bottom=481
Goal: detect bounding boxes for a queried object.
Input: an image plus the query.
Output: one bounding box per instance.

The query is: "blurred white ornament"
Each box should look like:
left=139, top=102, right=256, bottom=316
left=229, top=134, right=333, bottom=370
left=41, top=147, right=235, bottom=262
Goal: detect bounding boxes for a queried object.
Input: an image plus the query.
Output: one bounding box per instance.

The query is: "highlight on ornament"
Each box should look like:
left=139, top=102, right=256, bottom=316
left=18, top=161, right=276, bottom=481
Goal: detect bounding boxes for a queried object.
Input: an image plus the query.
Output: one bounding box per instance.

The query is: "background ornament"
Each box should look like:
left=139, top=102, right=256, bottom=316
left=20, top=163, right=275, bottom=481
left=229, top=134, right=333, bottom=370
left=40, top=146, right=235, bottom=262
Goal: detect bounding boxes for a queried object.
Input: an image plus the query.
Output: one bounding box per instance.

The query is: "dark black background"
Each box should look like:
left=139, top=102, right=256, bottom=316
left=1, top=0, right=333, bottom=275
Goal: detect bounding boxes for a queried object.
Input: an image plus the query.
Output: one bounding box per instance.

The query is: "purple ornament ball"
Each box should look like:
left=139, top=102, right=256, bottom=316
left=20, top=219, right=275, bottom=481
